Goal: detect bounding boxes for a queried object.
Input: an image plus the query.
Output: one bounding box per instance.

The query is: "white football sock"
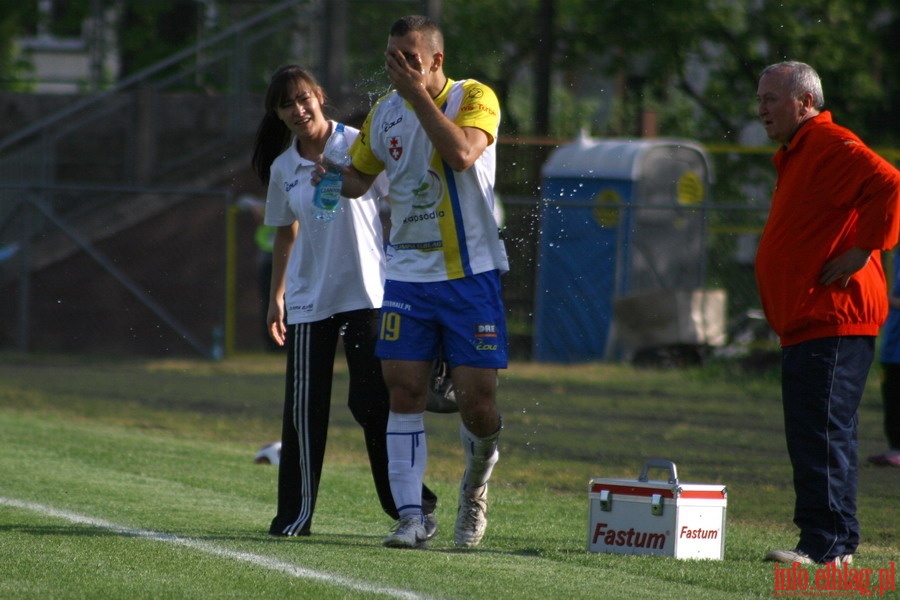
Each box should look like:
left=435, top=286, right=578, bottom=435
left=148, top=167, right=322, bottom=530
left=460, top=422, right=500, bottom=494
left=387, top=411, right=427, bottom=518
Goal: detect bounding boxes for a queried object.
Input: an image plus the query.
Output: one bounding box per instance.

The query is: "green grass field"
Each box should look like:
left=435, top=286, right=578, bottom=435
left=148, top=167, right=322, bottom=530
left=0, top=353, right=897, bottom=599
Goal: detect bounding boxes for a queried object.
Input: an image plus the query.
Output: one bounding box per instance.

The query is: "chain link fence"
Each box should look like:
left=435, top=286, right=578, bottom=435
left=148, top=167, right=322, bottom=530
left=494, top=142, right=900, bottom=362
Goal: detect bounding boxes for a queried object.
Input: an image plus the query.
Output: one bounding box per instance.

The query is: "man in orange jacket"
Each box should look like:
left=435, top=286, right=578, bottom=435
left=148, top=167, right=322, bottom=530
left=755, top=61, right=900, bottom=566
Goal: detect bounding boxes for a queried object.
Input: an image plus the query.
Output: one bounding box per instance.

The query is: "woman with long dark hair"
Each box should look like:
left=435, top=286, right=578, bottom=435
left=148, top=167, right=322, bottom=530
left=251, top=65, right=437, bottom=537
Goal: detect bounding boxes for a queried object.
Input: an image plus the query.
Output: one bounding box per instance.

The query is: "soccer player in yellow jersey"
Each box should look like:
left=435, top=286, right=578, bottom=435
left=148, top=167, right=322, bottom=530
left=321, top=15, right=508, bottom=549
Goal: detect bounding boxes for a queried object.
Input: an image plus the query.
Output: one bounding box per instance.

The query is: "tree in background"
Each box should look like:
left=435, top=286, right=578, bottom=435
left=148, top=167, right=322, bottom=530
left=560, top=0, right=900, bottom=145
left=1, top=0, right=898, bottom=145
left=436, top=0, right=900, bottom=145
left=0, top=6, right=32, bottom=92
left=118, top=1, right=198, bottom=78
left=0, top=0, right=94, bottom=91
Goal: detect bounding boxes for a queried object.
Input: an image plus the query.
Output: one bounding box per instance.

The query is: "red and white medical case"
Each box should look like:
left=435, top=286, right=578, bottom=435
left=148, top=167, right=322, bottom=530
left=587, top=459, right=727, bottom=560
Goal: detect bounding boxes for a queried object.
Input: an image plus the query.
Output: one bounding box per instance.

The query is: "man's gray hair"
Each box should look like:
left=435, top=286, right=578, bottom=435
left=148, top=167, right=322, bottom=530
left=761, top=61, right=825, bottom=109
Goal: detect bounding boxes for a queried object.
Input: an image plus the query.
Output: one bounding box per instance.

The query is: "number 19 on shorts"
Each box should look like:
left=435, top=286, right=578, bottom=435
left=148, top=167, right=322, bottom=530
left=380, top=312, right=401, bottom=341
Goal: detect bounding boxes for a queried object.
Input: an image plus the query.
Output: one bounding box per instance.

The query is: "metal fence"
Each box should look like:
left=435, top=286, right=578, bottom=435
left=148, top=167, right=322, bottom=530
left=0, top=183, right=235, bottom=356
left=0, top=1, right=312, bottom=356
left=2, top=0, right=899, bottom=360
left=494, top=143, right=900, bottom=361
left=5, top=137, right=897, bottom=360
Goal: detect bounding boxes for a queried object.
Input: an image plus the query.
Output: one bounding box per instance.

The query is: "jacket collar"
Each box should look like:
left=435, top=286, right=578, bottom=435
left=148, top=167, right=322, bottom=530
left=783, top=110, right=832, bottom=151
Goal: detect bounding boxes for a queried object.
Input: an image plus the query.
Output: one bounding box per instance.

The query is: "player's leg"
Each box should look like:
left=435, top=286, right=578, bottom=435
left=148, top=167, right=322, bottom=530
left=380, top=359, right=432, bottom=547
left=438, top=270, right=508, bottom=548
left=450, top=366, right=502, bottom=548
left=376, top=280, right=440, bottom=548
left=342, top=308, right=439, bottom=531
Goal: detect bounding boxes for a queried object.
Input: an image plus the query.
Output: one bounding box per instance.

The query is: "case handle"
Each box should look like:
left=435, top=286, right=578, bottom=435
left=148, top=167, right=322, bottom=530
left=638, top=459, right=679, bottom=484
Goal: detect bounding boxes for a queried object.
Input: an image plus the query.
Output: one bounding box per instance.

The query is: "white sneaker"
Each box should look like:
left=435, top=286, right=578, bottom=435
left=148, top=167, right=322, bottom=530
left=383, top=514, right=427, bottom=549
left=766, top=548, right=814, bottom=564
left=766, top=548, right=854, bottom=565
left=424, top=512, right=438, bottom=540
left=454, top=484, right=488, bottom=548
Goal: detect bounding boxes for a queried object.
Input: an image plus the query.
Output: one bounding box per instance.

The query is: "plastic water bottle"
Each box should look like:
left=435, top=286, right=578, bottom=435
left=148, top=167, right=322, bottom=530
left=312, top=123, right=350, bottom=222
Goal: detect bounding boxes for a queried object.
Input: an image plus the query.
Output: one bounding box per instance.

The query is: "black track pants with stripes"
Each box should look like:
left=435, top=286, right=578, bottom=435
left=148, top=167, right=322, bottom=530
left=269, top=309, right=437, bottom=536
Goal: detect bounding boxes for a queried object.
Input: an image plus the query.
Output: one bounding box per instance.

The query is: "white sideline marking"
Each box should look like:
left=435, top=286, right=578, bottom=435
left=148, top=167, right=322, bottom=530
left=0, top=497, right=430, bottom=600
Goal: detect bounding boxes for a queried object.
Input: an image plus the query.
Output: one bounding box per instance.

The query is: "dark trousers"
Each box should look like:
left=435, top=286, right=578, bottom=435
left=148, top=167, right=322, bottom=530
left=781, top=336, right=873, bottom=561
left=879, top=363, right=900, bottom=449
left=270, top=310, right=437, bottom=536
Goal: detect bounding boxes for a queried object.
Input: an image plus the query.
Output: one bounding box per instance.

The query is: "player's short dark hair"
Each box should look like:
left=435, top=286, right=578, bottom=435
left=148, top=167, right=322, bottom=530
left=389, top=15, right=443, bottom=52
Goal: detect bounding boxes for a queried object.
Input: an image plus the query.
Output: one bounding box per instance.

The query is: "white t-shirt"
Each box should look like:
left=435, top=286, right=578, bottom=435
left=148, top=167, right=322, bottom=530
left=264, top=122, right=388, bottom=324
left=350, top=79, right=509, bottom=282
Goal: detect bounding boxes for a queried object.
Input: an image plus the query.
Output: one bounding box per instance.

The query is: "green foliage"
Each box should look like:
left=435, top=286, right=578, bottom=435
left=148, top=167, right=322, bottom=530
left=2, top=0, right=900, bottom=143
left=0, top=3, right=34, bottom=91
left=44, top=0, right=92, bottom=37
left=344, top=1, right=418, bottom=95
left=118, top=1, right=198, bottom=78
left=436, top=0, right=900, bottom=143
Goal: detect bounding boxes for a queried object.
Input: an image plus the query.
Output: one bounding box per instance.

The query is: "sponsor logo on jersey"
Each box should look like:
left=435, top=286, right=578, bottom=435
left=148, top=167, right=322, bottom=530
left=284, top=179, right=299, bottom=192
left=411, top=169, right=443, bottom=209
left=382, top=114, right=403, bottom=133
left=475, top=324, right=500, bottom=350
left=402, top=209, right=445, bottom=224
left=460, top=103, right=498, bottom=117
left=289, top=302, right=314, bottom=313
left=382, top=300, right=412, bottom=312
left=393, top=240, right=444, bottom=251
left=475, top=324, right=498, bottom=338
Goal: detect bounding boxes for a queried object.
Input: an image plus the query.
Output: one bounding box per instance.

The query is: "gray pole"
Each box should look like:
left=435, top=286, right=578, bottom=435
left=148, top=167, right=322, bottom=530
left=320, top=0, right=348, bottom=111
left=534, top=0, right=554, bottom=137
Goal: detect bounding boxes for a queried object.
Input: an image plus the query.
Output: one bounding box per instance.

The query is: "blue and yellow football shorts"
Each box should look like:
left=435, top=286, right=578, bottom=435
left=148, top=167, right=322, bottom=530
left=376, top=270, right=508, bottom=369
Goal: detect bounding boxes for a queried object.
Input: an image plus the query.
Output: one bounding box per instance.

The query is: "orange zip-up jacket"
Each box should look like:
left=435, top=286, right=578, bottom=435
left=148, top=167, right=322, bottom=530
left=755, top=111, right=900, bottom=347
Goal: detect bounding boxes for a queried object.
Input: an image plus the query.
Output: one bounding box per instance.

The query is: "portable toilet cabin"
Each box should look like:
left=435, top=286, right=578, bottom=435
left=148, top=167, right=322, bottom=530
left=532, top=135, right=715, bottom=363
